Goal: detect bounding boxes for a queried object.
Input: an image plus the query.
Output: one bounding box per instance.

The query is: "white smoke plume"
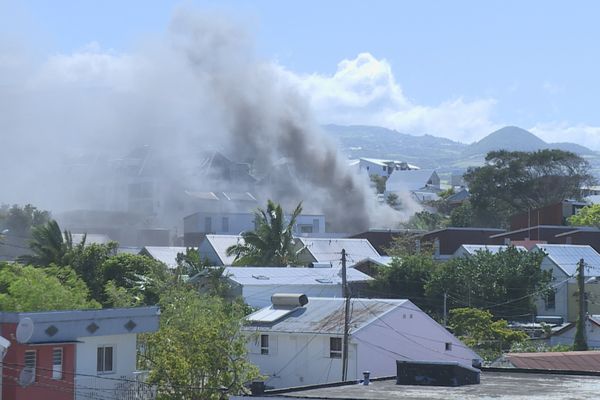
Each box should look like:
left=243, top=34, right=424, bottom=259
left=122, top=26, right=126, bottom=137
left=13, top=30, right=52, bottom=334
left=0, top=10, right=417, bottom=233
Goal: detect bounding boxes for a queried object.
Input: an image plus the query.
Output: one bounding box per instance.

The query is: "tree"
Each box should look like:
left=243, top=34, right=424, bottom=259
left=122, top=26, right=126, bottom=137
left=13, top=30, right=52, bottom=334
left=18, top=219, right=85, bottom=266
left=426, top=246, right=550, bottom=318
left=385, top=192, right=401, bottom=209
left=403, top=211, right=447, bottom=231
left=143, top=286, right=259, bottom=399
left=449, top=307, right=528, bottom=360
left=226, top=200, right=302, bottom=266
left=464, top=149, right=595, bottom=227
left=370, top=254, right=439, bottom=311
left=0, top=262, right=99, bottom=311
left=0, top=204, right=50, bottom=237
left=569, top=204, right=600, bottom=227
left=175, top=247, right=212, bottom=276
left=68, top=242, right=119, bottom=302
left=101, top=253, right=170, bottom=307
left=449, top=201, right=474, bottom=227
left=370, top=174, right=387, bottom=194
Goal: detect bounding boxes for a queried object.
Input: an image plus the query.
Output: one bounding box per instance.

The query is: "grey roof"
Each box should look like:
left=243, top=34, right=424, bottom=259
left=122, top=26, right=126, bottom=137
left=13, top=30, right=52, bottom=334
left=244, top=372, right=600, bottom=400
left=0, top=306, right=160, bottom=344
left=203, top=234, right=243, bottom=265
left=533, top=244, right=600, bottom=276
left=456, top=245, right=527, bottom=256
left=489, top=225, right=569, bottom=238
left=223, top=266, right=372, bottom=286
left=298, top=238, right=380, bottom=267
left=386, top=169, right=438, bottom=192
left=244, top=297, right=407, bottom=335
left=140, top=246, right=191, bottom=269
left=554, top=227, right=600, bottom=237
left=446, top=189, right=470, bottom=203
left=71, top=233, right=113, bottom=245
left=349, top=256, right=393, bottom=268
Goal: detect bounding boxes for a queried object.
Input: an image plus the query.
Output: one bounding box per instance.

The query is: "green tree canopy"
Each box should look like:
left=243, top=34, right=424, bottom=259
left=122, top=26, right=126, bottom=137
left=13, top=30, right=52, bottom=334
left=18, top=219, right=86, bottom=266
left=226, top=200, right=302, bottom=266
left=143, top=286, right=259, bottom=399
left=464, top=149, right=595, bottom=227
left=449, top=307, right=528, bottom=360
left=0, top=204, right=50, bottom=237
left=402, top=211, right=448, bottom=231
left=0, top=263, right=99, bottom=311
left=569, top=204, right=600, bottom=227
left=426, top=246, right=550, bottom=318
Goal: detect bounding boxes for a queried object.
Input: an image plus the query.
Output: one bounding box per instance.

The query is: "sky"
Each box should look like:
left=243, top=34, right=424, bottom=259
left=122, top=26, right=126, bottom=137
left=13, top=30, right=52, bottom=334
left=2, top=0, right=600, bottom=149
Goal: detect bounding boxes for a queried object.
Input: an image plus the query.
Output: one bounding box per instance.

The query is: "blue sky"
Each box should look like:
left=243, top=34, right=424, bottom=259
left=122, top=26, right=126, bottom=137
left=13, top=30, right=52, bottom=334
left=3, top=0, right=600, bottom=148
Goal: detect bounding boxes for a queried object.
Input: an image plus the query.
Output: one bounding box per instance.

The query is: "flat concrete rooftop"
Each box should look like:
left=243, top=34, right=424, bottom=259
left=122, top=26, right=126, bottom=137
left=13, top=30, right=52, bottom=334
left=243, top=371, right=600, bottom=400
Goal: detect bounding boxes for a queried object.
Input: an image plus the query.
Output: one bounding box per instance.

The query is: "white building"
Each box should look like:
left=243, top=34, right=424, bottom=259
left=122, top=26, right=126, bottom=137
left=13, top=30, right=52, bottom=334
left=0, top=307, right=159, bottom=400
left=198, top=234, right=243, bottom=265
left=355, top=158, right=419, bottom=178
left=244, top=295, right=481, bottom=389
left=190, top=266, right=372, bottom=308
left=295, top=238, right=381, bottom=268
left=550, top=315, right=600, bottom=348
left=533, top=244, right=600, bottom=322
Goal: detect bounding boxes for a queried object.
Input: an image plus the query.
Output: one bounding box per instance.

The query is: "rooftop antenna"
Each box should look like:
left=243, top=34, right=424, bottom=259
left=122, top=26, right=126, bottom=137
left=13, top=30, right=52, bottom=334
left=16, top=317, right=34, bottom=344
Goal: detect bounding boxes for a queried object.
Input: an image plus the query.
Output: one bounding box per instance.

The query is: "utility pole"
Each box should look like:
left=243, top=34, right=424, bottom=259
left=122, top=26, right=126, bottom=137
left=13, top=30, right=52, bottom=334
left=443, top=292, right=448, bottom=327
left=574, top=258, right=588, bottom=351
left=341, top=248, right=350, bottom=381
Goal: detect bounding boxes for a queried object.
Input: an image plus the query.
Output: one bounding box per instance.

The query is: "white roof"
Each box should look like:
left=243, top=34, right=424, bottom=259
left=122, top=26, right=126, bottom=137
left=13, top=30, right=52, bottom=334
left=349, top=256, right=393, bottom=268
left=297, top=238, right=380, bottom=267
left=141, top=246, right=190, bottom=269
left=533, top=244, right=600, bottom=276
left=359, top=158, right=420, bottom=170
left=204, top=234, right=243, bottom=265
left=386, top=169, right=437, bottom=192
left=455, top=245, right=527, bottom=257
left=71, top=233, right=112, bottom=245
left=223, top=266, right=372, bottom=286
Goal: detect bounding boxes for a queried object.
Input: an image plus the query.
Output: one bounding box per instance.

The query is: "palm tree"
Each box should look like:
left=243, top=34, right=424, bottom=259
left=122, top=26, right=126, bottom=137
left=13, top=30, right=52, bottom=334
left=18, top=220, right=85, bottom=266
left=226, top=200, right=302, bottom=266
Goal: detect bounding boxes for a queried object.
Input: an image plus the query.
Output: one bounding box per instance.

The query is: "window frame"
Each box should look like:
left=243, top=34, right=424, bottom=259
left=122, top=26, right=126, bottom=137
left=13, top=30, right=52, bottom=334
left=260, top=334, right=269, bottom=355
left=329, top=337, right=342, bottom=359
left=52, top=347, right=63, bottom=380
left=24, top=350, right=37, bottom=382
left=97, top=345, right=115, bottom=374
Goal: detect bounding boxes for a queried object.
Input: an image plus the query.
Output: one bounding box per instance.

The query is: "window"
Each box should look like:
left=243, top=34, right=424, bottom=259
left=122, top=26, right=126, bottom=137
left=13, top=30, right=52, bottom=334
left=24, top=350, right=36, bottom=382
left=329, top=337, right=342, bottom=359
left=546, top=290, right=556, bottom=310
left=300, top=225, right=313, bottom=233
left=205, top=217, right=212, bottom=233
left=222, top=217, right=229, bottom=232
left=52, top=348, right=63, bottom=380
left=445, top=342, right=452, bottom=351
left=260, top=335, right=269, bottom=355
left=97, top=346, right=114, bottom=373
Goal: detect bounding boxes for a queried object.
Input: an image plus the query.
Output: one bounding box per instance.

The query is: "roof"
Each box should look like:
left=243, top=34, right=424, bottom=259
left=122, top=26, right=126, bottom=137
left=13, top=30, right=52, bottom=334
left=533, top=244, right=600, bottom=276
left=0, top=306, right=160, bottom=344
left=140, top=246, right=191, bottom=269
left=71, top=233, right=113, bottom=245
left=490, top=225, right=573, bottom=239
left=554, top=227, right=600, bottom=237
left=349, top=256, right=393, bottom=268
left=359, top=158, right=419, bottom=170
left=385, top=169, right=438, bottom=193
left=244, top=297, right=407, bottom=335
left=504, top=351, right=600, bottom=372
left=297, top=238, right=381, bottom=267
left=422, top=227, right=505, bottom=236
left=222, top=266, right=372, bottom=286
left=455, top=245, right=527, bottom=256
left=203, top=234, right=243, bottom=265
left=446, top=189, right=470, bottom=203
left=240, top=371, right=600, bottom=400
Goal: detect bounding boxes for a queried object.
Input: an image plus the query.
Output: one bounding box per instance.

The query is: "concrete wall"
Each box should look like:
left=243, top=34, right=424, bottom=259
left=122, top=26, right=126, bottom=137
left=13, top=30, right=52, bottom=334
left=74, top=333, right=138, bottom=400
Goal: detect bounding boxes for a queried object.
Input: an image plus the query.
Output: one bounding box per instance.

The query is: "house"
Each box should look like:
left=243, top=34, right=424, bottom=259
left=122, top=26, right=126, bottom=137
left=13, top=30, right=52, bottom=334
left=139, top=246, right=192, bottom=269
left=554, top=228, right=600, bottom=253
left=189, top=266, right=372, bottom=308
left=349, top=256, right=393, bottom=277
left=385, top=169, right=441, bottom=202
left=453, top=244, right=527, bottom=258
left=0, top=306, right=159, bottom=400
left=184, top=211, right=326, bottom=246
left=532, top=244, right=600, bottom=322
left=198, top=234, right=243, bottom=265
left=491, top=225, right=580, bottom=245
left=419, top=228, right=505, bottom=260
left=445, top=188, right=470, bottom=209
left=295, top=238, right=381, bottom=268
left=357, top=158, right=419, bottom=178
left=550, top=315, right=600, bottom=348
left=244, top=295, right=481, bottom=389
left=509, top=200, right=588, bottom=231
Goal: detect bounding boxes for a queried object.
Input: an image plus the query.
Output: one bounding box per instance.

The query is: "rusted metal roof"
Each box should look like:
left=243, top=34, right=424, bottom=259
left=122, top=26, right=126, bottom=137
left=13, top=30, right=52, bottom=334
left=506, top=351, right=600, bottom=372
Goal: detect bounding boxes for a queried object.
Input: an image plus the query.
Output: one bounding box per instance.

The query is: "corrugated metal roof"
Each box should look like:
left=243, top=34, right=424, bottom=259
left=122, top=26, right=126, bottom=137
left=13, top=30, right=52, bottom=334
left=349, top=256, right=393, bottom=268
left=141, top=246, right=190, bottom=269
left=386, top=169, right=437, bottom=192
left=244, top=297, right=407, bottom=334
left=298, top=238, right=380, bottom=267
left=506, top=351, right=600, bottom=372
left=458, top=245, right=527, bottom=255
left=533, top=244, right=600, bottom=276
left=205, top=234, right=243, bottom=265
left=223, top=266, right=372, bottom=286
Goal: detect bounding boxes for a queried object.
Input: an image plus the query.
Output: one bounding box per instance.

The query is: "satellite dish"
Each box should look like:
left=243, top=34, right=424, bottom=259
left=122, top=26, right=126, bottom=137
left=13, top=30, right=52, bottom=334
left=16, top=318, right=34, bottom=344
left=19, top=368, right=35, bottom=387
